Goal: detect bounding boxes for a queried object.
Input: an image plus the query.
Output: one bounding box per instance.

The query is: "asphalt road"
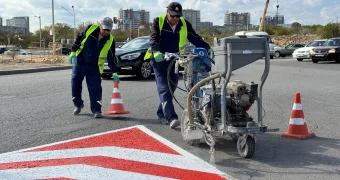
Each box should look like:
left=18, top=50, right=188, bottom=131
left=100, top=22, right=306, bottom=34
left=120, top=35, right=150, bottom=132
left=1, top=58, right=340, bottom=180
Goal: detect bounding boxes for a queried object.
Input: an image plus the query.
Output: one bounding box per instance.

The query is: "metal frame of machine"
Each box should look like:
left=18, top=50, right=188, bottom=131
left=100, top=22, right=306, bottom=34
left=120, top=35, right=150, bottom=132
left=166, top=35, right=279, bottom=158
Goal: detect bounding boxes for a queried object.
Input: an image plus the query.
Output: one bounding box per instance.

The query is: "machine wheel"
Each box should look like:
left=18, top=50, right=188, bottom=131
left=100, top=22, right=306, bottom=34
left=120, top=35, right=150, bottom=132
left=297, top=58, right=303, bottom=61
left=181, top=109, right=202, bottom=145
left=312, top=58, right=318, bottom=63
left=237, top=135, right=255, bottom=158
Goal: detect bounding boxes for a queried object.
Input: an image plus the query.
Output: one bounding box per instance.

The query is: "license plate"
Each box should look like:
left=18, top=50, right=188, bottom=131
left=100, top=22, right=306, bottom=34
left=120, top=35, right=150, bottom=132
left=315, top=55, right=324, bottom=57
left=297, top=54, right=304, bottom=57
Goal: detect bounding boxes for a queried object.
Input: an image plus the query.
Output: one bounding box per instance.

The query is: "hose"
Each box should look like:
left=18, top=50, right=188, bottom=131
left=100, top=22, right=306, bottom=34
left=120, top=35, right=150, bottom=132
left=187, top=73, right=221, bottom=125
left=167, top=57, right=186, bottom=110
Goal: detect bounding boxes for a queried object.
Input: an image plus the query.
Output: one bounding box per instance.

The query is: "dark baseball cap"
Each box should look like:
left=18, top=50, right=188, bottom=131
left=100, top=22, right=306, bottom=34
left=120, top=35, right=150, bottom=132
left=101, top=17, right=113, bottom=30
left=167, top=2, right=182, bottom=16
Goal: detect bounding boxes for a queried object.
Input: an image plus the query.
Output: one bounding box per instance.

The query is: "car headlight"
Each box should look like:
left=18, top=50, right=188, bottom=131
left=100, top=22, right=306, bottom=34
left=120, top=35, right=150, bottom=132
left=120, top=52, right=141, bottom=60
left=329, top=49, right=336, bottom=53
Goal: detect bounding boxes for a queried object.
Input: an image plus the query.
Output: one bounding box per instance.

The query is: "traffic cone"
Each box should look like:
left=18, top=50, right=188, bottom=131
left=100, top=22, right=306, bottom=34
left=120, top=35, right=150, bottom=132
left=281, top=92, right=315, bottom=140
left=104, top=81, right=130, bottom=115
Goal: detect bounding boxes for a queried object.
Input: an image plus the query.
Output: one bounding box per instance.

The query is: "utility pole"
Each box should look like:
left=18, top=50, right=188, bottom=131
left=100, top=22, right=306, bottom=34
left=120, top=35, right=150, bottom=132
left=61, top=5, right=76, bottom=40
left=129, top=9, right=132, bottom=40
left=35, top=16, right=41, bottom=49
left=52, top=0, right=55, bottom=55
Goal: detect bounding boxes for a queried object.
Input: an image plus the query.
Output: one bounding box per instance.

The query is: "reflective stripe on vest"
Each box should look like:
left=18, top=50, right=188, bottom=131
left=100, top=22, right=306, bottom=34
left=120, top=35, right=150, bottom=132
left=144, top=14, right=187, bottom=60
left=76, top=24, right=114, bottom=74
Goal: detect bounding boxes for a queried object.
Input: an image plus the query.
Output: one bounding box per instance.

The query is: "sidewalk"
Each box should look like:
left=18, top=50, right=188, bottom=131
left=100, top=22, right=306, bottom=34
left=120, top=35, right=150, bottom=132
left=0, top=64, right=73, bottom=76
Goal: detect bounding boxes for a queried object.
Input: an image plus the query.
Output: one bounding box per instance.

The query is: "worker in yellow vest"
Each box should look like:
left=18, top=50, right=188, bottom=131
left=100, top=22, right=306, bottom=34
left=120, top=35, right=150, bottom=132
left=69, top=17, right=119, bottom=118
left=145, top=2, right=213, bottom=129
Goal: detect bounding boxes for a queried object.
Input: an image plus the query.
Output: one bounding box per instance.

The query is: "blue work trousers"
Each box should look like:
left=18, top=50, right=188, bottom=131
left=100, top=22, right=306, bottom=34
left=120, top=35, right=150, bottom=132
left=71, top=61, right=102, bottom=113
left=151, top=60, right=179, bottom=123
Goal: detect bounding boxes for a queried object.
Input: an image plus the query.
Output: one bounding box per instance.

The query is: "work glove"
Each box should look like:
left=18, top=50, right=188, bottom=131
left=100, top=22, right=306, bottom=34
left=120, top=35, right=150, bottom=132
left=112, top=73, right=120, bottom=83
left=68, top=52, right=77, bottom=64
left=153, top=51, right=164, bottom=62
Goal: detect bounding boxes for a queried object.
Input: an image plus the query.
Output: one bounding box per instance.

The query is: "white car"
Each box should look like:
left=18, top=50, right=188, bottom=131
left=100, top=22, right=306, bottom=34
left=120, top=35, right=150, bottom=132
left=292, top=39, right=326, bottom=61
left=4, top=49, right=31, bottom=55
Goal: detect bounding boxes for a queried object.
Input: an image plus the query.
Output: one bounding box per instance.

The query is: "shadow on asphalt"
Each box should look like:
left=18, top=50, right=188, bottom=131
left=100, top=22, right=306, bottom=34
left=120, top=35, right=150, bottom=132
left=100, top=116, right=162, bottom=125
left=102, top=74, right=186, bottom=82
left=200, top=133, right=340, bottom=177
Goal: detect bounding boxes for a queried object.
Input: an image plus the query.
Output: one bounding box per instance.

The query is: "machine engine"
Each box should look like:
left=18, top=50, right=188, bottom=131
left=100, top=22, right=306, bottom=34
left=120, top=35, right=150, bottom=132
left=200, top=80, right=258, bottom=126
left=226, top=80, right=258, bottom=112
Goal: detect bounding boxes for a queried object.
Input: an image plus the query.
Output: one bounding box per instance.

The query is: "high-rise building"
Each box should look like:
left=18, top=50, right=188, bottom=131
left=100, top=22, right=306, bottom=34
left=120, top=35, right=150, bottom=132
left=224, top=12, right=250, bottom=26
left=182, top=9, right=200, bottom=30
left=260, top=15, right=284, bottom=26
left=118, top=9, right=150, bottom=31
left=0, top=17, right=2, bottom=26
left=6, top=16, right=29, bottom=34
left=199, top=21, right=213, bottom=30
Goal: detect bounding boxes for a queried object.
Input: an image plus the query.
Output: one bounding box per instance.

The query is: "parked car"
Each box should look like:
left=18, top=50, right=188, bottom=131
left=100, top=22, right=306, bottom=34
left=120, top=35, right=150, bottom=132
left=292, top=39, right=327, bottom=61
left=4, top=49, right=31, bottom=55
left=62, top=47, right=71, bottom=55
left=102, top=36, right=195, bottom=80
left=274, top=43, right=305, bottom=57
left=0, top=48, right=6, bottom=54
left=310, top=37, right=340, bottom=63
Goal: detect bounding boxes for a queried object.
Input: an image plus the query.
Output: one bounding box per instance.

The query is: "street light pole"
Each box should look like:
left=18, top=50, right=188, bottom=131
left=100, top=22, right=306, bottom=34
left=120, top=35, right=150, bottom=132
left=52, top=0, right=55, bottom=55
left=61, top=5, right=76, bottom=41
left=35, top=16, right=41, bottom=49
left=72, top=6, right=76, bottom=40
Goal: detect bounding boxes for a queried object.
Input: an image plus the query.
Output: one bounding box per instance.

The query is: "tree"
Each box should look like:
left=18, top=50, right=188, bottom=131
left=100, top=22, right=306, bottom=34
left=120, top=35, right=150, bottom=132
left=291, top=22, right=302, bottom=34
left=318, top=23, right=340, bottom=38
left=274, top=27, right=291, bottom=36
left=0, top=31, right=8, bottom=45
left=54, top=23, right=73, bottom=39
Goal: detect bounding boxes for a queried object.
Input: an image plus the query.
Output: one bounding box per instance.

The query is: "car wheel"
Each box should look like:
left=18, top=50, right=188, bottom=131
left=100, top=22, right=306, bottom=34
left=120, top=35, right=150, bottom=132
left=312, top=58, right=318, bottom=63
left=275, top=51, right=280, bottom=58
left=297, top=58, right=303, bottom=61
left=136, top=60, right=152, bottom=79
left=270, top=55, right=273, bottom=59
left=336, top=56, right=340, bottom=63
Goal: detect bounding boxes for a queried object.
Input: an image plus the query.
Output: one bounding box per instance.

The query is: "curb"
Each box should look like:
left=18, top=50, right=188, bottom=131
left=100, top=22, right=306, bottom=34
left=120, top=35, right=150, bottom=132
left=0, top=65, right=73, bottom=76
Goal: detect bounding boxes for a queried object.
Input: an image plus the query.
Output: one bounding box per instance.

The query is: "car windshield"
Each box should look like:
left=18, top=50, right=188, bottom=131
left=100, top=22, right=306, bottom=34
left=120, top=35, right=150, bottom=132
left=120, top=37, right=149, bottom=49
left=323, top=39, right=340, bottom=46
left=306, top=41, right=325, bottom=47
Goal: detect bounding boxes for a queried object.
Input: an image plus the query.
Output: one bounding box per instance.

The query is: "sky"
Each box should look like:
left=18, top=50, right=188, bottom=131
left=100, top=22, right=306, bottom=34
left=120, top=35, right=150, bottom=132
left=0, top=0, right=340, bottom=33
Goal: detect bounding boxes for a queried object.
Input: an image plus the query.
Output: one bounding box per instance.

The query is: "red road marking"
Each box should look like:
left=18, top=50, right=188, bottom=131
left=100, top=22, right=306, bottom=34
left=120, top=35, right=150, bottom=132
left=0, top=156, right=226, bottom=180
left=26, top=128, right=180, bottom=155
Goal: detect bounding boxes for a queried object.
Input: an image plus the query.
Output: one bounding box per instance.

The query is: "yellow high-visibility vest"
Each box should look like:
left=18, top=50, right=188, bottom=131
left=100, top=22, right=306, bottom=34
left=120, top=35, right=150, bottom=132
left=144, top=14, right=187, bottom=60
left=73, top=24, right=114, bottom=74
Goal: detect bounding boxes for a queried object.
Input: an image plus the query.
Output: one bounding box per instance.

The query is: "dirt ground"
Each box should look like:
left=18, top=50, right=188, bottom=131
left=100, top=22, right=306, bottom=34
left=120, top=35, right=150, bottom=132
left=271, top=35, right=322, bottom=47
left=0, top=54, right=70, bottom=71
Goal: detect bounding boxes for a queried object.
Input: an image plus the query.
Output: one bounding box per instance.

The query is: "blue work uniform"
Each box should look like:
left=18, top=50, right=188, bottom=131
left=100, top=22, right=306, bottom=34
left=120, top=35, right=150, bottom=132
left=150, top=17, right=211, bottom=123
left=71, top=25, right=117, bottom=113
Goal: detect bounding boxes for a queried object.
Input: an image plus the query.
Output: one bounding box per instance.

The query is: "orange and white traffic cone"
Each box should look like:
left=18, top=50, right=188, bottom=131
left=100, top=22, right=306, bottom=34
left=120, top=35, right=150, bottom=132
left=104, top=81, right=130, bottom=115
left=281, top=92, right=315, bottom=140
